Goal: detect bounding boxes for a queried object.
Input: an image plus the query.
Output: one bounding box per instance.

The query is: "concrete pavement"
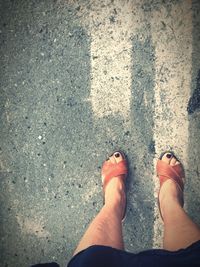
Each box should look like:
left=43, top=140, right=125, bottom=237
left=0, top=0, right=200, bottom=266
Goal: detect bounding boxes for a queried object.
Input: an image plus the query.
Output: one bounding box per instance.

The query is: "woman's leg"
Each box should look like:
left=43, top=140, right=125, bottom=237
left=73, top=153, right=126, bottom=256
left=159, top=153, right=200, bottom=251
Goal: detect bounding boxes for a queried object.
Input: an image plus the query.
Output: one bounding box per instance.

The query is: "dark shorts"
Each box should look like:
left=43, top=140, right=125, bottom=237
left=67, top=240, right=200, bottom=267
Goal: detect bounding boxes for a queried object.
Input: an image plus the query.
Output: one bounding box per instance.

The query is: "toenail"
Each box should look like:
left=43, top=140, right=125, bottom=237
left=166, top=153, right=172, bottom=158
left=115, top=152, right=120, bottom=158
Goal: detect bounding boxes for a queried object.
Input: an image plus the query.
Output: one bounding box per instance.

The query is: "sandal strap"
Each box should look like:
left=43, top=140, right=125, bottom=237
left=157, top=159, right=184, bottom=220
left=156, top=160, right=184, bottom=191
left=102, top=160, right=128, bottom=191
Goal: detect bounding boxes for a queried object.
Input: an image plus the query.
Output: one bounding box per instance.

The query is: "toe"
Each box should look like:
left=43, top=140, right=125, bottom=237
left=170, top=157, right=178, bottom=166
left=109, top=155, right=115, bottom=164
left=161, top=152, right=173, bottom=164
left=110, top=151, right=124, bottom=164
left=160, top=152, right=181, bottom=166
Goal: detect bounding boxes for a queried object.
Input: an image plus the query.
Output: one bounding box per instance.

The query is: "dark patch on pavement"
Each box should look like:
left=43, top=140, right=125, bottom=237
left=187, top=69, right=200, bottom=114
left=127, top=24, right=155, bottom=252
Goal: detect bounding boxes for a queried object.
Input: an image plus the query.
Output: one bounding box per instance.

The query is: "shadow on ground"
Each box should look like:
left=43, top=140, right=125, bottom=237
left=123, top=23, right=155, bottom=252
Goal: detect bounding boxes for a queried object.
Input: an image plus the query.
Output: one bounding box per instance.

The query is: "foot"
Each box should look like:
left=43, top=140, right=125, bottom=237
left=102, top=152, right=127, bottom=220
left=158, top=152, right=184, bottom=220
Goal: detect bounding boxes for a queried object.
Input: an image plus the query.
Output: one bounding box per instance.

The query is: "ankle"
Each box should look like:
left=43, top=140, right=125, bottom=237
left=161, top=195, right=181, bottom=213
left=104, top=177, right=126, bottom=212
left=159, top=180, right=184, bottom=218
left=105, top=177, right=125, bottom=195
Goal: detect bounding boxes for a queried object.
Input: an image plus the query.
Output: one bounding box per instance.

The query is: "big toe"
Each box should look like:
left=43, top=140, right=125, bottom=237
left=109, top=151, right=125, bottom=164
left=161, top=152, right=180, bottom=166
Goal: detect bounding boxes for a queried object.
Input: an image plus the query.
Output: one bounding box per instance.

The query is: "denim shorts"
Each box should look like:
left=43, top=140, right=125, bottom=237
left=67, top=240, right=200, bottom=267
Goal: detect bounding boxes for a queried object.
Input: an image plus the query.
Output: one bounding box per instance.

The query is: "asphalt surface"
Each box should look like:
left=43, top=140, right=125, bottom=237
left=0, top=0, right=200, bottom=266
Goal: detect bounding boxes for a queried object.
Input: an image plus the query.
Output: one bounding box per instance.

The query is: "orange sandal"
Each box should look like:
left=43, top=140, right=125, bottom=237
left=156, top=151, right=185, bottom=220
left=101, top=151, right=128, bottom=221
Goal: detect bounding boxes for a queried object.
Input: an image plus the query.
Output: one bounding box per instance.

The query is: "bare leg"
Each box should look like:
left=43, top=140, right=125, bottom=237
left=73, top=153, right=126, bottom=256
left=159, top=153, right=200, bottom=251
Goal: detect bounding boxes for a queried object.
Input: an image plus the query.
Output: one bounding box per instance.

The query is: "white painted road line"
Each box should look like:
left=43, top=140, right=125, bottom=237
left=151, top=0, right=192, bottom=247
left=88, top=0, right=136, bottom=119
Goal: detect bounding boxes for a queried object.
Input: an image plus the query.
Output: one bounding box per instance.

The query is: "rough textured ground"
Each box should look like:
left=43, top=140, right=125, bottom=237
left=0, top=0, right=200, bottom=266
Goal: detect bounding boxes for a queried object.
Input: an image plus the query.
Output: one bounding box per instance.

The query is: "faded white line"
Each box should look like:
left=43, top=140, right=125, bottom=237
left=151, top=1, right=192, bottom=247
left=86, top=0, right=138, bottom=119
